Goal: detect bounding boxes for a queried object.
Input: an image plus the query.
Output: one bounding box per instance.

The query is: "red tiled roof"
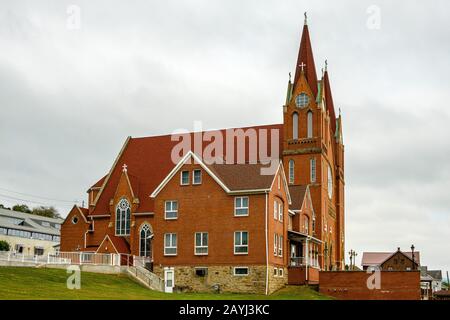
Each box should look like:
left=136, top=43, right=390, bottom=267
left=288, top=185, right=308, bottom=210
left=89, top=124, right=283, bottom=216
left=362, top=251, right=421, bottom=266
left=107, top=234, right=130, bottom=254
left=207, top=163, right=277, bottom=191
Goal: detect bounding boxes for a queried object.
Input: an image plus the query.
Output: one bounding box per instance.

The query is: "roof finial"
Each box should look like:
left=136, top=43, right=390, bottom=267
left=325, top=59, right=328, bottom=72
left=339, top=108, right=341, bottom=117
left=289, top=72, right=292, bottom=82
left=122, top=163, right=128, bottom=173
left=304, top=12, right=308, bottom=25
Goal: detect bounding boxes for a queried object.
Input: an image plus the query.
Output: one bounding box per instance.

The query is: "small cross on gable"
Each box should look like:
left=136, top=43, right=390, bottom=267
left=299, top=62, right=306, bottom=72
left=122, top=164, right=128, bottom=173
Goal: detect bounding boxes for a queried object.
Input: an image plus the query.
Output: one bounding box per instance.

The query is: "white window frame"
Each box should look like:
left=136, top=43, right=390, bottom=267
left=165, top=200, right=178, bottom=220
left=278, top=235, right=283, bottom=257
left=274, top=267, right=278, bottom=276
left=278, top=202, right=283, bottom=221
left=233, top=267, right=249, bottom=276
left=234, top=197, right=249, bottom=217
left=273, top=233, right=278, bottom=256
left=310, top=158, right=316, bottom=183
left=273, top=201, right=278, bottom=220
left=164, top=233, right=177, bottom=256
left=289, top=160, right=294, bottom=184
left=278, top=268, right=284, bottom=277
left=194, top=232, right=208, bottom=255
left=180, top=171, right=189, bottom=185
left=193, top=169, right=202, bottom=185
left=234, top=231, right=249, bottom=255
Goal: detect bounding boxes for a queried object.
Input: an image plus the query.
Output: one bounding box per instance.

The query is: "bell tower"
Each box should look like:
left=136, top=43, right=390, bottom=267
left=282, top=15, right=345, bottom=270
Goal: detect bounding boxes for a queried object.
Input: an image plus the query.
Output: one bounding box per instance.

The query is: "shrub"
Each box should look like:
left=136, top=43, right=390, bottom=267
left=0, top=240, right=10, bottom=251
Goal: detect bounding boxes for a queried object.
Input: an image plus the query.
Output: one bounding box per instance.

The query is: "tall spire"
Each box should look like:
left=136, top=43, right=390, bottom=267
left=323, top=61, right=337, bottom=134
left=293, top=14, right=318, bottom=97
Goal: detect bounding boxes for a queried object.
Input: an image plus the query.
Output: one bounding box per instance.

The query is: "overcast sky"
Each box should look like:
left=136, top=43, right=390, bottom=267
left=1, top=0, right=449, bottom=273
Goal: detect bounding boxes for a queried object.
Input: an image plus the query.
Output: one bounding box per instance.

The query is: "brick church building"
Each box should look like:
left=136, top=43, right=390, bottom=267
left=61, top=17, right=345, bottom=294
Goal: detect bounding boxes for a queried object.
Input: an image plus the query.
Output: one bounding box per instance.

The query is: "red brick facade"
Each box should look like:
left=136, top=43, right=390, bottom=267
left=319, top=271, right=421, bottom=300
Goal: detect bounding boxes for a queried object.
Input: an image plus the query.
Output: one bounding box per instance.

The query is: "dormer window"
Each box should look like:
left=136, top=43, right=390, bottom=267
left=295, top=93, right=309, bottom=108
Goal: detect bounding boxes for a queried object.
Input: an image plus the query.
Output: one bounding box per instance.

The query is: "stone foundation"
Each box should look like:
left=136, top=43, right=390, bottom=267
left=268, top=265, right=288, bottom=294
left=154, top=265, right=269, bottom=294
left=153, top=264, right=288, bottom=295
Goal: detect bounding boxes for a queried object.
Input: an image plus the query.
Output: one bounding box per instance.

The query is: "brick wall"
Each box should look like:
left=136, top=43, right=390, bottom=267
left=319, top=271, right=421, bottom=300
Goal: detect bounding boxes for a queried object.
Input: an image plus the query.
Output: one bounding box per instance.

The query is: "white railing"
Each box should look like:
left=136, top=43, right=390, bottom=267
left=0, top=251, right=48, bottom=263
left=133, top=256, right=152, bottom=268
left=290, top=256, right=320, bottom=268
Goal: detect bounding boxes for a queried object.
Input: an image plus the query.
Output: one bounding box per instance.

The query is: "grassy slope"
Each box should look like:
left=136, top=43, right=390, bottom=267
left=0, top=267, right=330, bottom=300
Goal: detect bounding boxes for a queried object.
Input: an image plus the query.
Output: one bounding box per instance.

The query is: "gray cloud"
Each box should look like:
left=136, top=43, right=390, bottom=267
left=0, top=0, right=449, bottom=272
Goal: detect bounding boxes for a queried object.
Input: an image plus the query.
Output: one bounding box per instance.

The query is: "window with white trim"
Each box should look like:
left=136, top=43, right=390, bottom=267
left=165, top=200, right=178, bottom=220
left=195, top=232, right=208, bottom=255
left=116, top=198, right=131, bottom=236
left=233, top=267, right=249, bottom=276
left=274, top=267, right=278, bottom=276
left=164, top=233, right=177, bottom=255
left=234, top=231, right=248, bottom=254
left=278, top=202, right=283, bottom=221
left=278, top=235, right=283, bottom=257
left=234, top=197, right=249, bottom=216
left=193, top=169, right=202, bottom=185
left=273, top=201, right=278, bottom=220
left=289, top=160, right=294, bottom=184
left=181, top=171, right=189, bottom=185
left=273, top=233, right=278, bottom=256
left=278, top=268, right=283, bottom=277
left=310, top=158, right=316, bottom=183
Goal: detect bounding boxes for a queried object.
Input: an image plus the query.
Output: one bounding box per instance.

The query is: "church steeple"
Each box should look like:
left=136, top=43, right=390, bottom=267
left=323, top=61, right=337, bottom=134
left=293, top=13, right=318, bottom=97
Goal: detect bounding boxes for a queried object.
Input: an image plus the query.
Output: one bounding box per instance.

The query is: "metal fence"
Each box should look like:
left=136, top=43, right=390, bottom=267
left=0, top=251, right=48, bottom=263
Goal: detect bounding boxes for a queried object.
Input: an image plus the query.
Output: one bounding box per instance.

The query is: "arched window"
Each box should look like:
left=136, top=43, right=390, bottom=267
left=140, top=224, right=153, bottom=257
left=116, top=198, right=131, bottom=236
left=307, top=111, right=313, bottom=138
left=292, top=113, right=299, bottom=140
left=289, top=160, right=295, bottom=184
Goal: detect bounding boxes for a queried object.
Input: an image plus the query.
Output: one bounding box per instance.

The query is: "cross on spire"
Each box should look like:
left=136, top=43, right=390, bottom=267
left=299, top=62, right=306, bottom=73
left=304, top=12, right=307, bottom=25
left=122, top=164, right=128, bottom=173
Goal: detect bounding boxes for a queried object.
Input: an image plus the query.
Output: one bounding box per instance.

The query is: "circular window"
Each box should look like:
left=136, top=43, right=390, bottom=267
left=72, top=216, right=79, bottom=224
left=295, top=93, right=309, bottom=108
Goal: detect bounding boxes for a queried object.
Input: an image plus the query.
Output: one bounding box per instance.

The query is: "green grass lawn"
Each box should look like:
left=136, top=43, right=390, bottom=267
left=0, top=267, right=330, bottom=300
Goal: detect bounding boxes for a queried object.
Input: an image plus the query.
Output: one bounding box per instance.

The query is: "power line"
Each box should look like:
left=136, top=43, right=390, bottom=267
left=0, top=193, right=78, bottom=208
left=0, top=186, right=78, bottom=203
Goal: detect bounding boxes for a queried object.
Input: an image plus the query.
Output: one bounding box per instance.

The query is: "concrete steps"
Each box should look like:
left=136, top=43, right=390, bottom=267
left=127, top=266, right=164, bottom=292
